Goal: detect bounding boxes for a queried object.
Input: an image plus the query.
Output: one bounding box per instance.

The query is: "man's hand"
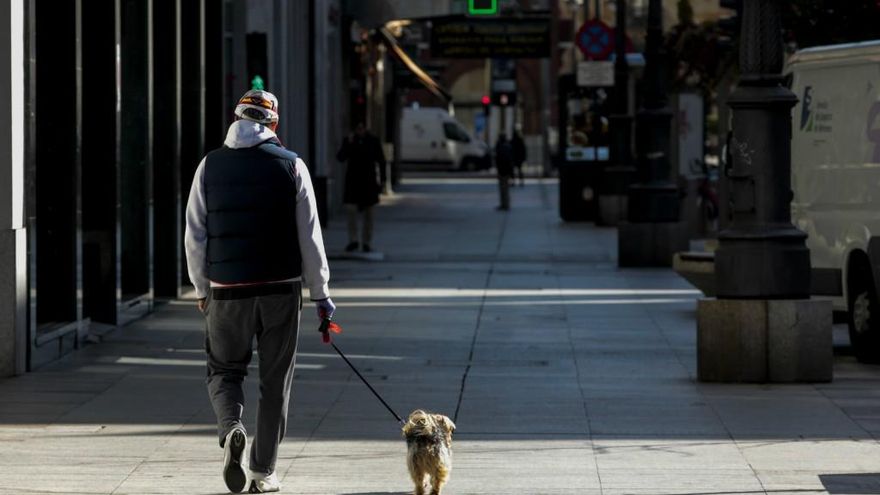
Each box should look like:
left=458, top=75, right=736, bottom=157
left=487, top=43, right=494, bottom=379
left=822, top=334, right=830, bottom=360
left=197, top=298, right=207, bottom=313
left=315, top=298, right=336, bottom=320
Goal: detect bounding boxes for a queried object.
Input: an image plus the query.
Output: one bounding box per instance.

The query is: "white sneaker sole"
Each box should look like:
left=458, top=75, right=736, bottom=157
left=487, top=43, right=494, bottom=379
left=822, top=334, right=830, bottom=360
left=224, top=429, right=247, bottom=493
left=249, top=480, right=281, bottom=493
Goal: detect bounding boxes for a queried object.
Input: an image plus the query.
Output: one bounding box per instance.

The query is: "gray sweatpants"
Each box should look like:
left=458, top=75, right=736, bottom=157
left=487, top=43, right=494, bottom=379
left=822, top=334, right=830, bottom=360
left=204, top=282, right=302, bottom=474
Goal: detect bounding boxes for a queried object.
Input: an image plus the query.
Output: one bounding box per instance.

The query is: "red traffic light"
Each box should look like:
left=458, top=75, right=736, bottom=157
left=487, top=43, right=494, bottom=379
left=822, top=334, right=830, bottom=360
left=481, top=95, right=491, bottom=105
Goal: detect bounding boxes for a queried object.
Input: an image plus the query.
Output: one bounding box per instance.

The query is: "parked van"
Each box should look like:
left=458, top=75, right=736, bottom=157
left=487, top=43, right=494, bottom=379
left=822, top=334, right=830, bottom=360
left=787, top=40, right=880, bottom=361
left=400, top=107, right=489, bottom=170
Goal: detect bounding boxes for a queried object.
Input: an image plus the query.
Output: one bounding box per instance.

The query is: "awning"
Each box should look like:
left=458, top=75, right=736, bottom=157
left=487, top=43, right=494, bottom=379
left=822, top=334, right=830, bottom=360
left=378, top=27, right=452, bottom=104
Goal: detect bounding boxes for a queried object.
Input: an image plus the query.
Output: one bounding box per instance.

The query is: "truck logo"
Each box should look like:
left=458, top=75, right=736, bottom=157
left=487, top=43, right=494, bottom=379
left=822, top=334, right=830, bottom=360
left=799, top=86, right=833, bottom=133
left=800, top=86, right=814, bottom=131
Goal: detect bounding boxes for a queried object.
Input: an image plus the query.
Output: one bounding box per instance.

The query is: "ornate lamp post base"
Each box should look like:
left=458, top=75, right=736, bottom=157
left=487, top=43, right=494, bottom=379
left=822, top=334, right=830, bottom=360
left=696, top=0, right=832, bottom=383
left=614, top=0, right=684, bottom=266
left=618, top=221, right=688, bottom=267
left=698, top=299, right=832, bottom=383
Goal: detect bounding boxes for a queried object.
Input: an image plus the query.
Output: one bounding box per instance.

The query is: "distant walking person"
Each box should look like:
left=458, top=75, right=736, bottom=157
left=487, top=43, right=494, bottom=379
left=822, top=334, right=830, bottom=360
left=495, top=134, right=514, bottom=211
left=511, top=131, right=527, bottom=187
left=185, top=90, right=334, bottom=493
left=336, top=122, right=387, bottom=253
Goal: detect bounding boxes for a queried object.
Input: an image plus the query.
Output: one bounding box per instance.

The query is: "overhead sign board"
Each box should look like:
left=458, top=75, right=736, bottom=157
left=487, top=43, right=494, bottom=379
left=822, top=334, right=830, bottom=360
left=492, top=79, right=516, bottom=92
left=431, top=17, right=551, bottom=58
left=577, top=61, right=614, bottom=87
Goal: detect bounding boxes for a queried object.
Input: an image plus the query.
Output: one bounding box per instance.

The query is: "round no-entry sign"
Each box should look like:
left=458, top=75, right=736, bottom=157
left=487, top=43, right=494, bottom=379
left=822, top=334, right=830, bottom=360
left=576, top=19, right=614, bottom=61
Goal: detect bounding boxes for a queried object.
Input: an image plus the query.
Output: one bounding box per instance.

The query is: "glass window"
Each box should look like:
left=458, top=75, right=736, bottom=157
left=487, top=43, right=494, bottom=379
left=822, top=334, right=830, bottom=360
left=444, top=122, right=471, bottom=142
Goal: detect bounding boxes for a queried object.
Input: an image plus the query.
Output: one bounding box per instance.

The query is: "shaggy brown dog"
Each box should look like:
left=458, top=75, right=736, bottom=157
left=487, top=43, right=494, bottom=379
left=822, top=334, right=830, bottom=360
left=402, top=410, right=456, bottom=495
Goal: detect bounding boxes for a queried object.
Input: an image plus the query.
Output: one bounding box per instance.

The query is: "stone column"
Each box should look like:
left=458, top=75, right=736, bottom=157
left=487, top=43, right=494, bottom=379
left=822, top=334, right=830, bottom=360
left=697, top=0, right=832, bottom=383
left=617, top=0, right=686, bottom=266
left=152, top=0, right=182, bottom=298
left=0, top=0, right=27, bottom=376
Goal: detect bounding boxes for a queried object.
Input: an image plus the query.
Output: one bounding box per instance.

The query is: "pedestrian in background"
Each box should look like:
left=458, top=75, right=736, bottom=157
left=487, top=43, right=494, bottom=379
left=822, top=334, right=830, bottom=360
left=511, top=131, right=527, bottom=187
left=336, top=122, right=386, bottom=253
left=495, top=134, right=514, bottom=211
left=185, top=90, right=334, bottom=493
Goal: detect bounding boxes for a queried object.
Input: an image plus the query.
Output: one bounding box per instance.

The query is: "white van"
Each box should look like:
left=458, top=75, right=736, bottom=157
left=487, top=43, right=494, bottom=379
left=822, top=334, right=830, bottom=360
left=400, top=107, right=489, bottom=170
left=787, top=41, right=880, bottom=362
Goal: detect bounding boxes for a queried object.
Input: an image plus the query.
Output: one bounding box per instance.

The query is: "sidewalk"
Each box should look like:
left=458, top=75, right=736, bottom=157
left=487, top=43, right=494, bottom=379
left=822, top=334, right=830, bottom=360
left=3, top=176, right=880, bottom=495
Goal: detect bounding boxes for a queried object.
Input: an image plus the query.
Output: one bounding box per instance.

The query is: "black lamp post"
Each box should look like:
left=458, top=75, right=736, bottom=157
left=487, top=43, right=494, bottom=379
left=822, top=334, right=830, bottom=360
left=714, top=0, right=810, bottom=298
left=696, top=0, right=829, bottom=384
left=597, top=0, right=636, bottom=226
left=627, top=0, right=679, bottom=224
left=610, top=0, right=630, bottom=167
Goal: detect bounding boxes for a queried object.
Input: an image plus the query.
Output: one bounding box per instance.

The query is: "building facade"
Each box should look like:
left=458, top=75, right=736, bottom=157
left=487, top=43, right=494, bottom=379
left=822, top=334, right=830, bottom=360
left=0, top=0, right=348, bottom=376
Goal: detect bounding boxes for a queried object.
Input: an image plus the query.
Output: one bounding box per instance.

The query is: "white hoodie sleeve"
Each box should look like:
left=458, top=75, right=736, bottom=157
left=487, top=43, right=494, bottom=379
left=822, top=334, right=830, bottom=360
left=294, top=158, right=331, bottom=300
left=184, top=158, right=210, bottom=299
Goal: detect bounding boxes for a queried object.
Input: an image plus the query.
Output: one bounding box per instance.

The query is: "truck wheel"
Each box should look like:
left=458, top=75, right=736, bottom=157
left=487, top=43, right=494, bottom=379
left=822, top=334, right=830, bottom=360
left=459, top=157, right=477, bottom=172
left=848, top=257, right=880, bottom=363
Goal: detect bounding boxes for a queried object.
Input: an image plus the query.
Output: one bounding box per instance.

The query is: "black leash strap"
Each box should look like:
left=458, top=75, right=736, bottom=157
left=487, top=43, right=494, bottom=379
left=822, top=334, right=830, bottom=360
left=319, top=318, right=404, bottom=424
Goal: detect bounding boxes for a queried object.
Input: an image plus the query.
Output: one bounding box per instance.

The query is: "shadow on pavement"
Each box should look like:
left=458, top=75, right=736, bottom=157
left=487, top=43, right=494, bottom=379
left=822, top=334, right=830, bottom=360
left=821, top=473, right=880, bottom=494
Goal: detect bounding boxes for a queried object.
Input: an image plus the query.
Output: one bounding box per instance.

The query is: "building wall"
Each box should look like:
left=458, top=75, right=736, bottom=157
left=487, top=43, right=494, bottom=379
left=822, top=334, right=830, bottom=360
left=0, top=0, right=27, bottom=377
left=0, top=0, right=347, bottom=375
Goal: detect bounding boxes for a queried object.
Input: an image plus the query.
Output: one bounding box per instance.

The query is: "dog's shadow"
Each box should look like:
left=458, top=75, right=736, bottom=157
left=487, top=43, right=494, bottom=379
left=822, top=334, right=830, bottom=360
left=339, top=492, right=410, bottom=495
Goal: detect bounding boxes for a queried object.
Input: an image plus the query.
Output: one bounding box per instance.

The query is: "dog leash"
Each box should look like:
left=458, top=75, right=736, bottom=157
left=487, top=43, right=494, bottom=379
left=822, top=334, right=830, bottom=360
left=318, top=317, right=405, bottom=425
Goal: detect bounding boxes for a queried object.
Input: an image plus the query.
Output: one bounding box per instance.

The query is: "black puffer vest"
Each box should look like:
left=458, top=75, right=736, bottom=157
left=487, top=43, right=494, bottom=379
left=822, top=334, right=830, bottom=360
left=203, top=139, right=302, bottom=284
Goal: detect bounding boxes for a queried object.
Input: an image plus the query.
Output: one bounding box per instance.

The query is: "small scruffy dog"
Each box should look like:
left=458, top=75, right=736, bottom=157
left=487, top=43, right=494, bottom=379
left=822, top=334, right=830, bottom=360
left=402, top=410, right=456, bottom=495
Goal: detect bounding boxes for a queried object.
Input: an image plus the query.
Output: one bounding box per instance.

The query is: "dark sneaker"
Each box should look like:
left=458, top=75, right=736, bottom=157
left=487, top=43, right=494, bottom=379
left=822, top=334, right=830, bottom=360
left=223, top=427, right=248, bottom=493
left=362, top=244, right=372, bottom=253
left=344, top=242, right=359, bottom=252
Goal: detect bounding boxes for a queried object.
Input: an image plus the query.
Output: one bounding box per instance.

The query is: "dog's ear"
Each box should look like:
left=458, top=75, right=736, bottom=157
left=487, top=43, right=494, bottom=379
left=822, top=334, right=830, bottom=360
left=434, top=414, right=456, bottom=432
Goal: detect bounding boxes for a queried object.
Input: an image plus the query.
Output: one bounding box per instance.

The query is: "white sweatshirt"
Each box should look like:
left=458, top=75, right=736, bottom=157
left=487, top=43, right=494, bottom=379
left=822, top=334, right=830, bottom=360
left=184, top=120, right=330, bottom=300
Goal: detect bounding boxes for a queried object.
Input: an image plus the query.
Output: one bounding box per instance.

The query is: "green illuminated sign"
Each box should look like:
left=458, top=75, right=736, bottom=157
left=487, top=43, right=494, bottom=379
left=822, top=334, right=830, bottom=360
left=468, top=0, right=498, bottom=15
left=251, top=75, right=265, bottom=91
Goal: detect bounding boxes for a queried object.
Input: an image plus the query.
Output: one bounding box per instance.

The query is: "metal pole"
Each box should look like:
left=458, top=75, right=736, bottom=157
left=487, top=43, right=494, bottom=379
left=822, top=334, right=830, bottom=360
left=714, top=0, right=810, bottom=298
left=627, top=0, right=678, bottom=223
left=609, top=0, right=631, bottom=168
left=540, top=57, right=551, bottom=177
left=596, top=0, right=635, bottom=226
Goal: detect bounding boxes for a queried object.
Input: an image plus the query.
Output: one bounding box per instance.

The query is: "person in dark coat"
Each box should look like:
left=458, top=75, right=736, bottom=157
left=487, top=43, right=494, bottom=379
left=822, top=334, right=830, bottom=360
left=494, top=134, right=514, bottom=211
left=510, top=131, right=527, bottom=187
left=336, top=122, right=386, bottom=253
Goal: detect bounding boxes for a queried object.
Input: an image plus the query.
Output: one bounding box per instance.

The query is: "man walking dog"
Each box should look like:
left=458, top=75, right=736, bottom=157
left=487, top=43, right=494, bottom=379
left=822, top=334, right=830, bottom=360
left=185, top=90, right=334, bottom=493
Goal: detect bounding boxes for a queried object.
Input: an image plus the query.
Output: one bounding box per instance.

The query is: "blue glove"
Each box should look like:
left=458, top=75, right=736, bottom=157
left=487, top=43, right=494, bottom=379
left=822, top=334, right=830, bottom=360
left=315, top=298, right=336, bottom=320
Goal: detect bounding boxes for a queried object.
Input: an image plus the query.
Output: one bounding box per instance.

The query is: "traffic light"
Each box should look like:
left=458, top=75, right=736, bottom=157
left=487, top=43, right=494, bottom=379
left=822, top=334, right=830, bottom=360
left=491, top=92, right=516, bottom=106
left=481, top=95, right=491, bottom=114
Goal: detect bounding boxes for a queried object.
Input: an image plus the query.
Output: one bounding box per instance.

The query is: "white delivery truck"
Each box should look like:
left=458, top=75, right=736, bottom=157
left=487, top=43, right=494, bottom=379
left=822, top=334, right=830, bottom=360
left=400, top=107, right=490, bottom=171
left=787, top=40, right=880, bottom=362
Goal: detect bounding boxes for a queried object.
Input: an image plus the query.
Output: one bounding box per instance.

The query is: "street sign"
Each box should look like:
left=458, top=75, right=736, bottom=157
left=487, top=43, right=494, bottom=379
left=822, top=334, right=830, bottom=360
left=576, top=61, right=614, bottom=87
left=468, top=0, right=498, bottom=15
left=575, top=19, right=614, bottom=60
left=491, top=79, right=516, bottom=92
left=431, top=17, right=551, bottom=58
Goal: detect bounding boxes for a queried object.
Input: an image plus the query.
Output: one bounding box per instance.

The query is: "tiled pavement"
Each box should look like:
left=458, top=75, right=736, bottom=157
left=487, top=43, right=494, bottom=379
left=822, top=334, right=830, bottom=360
left=2, top=175, right=880, bottom=494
